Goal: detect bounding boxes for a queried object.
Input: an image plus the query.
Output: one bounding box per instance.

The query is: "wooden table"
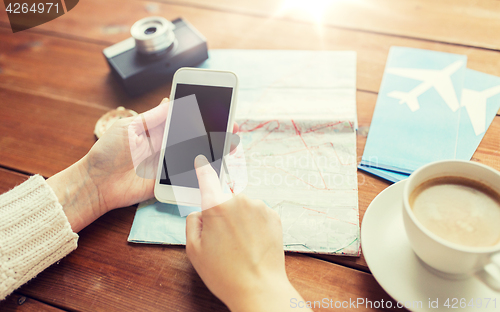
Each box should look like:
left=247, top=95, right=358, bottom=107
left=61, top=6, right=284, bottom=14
left=0, top=0, right=499, bottom=310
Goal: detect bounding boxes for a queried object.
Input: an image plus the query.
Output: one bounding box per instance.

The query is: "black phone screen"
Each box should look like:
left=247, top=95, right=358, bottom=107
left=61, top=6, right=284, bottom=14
left=159, top=83, right=233, bottom=188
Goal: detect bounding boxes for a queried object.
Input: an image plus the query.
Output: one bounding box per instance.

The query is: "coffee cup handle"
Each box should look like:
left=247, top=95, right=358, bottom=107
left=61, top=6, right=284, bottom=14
left=476, top=252, right=500, bottom=290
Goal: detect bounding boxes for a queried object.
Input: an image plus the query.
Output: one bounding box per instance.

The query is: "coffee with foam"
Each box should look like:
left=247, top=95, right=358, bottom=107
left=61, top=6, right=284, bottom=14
left=410, top=176, right=500, bottom=248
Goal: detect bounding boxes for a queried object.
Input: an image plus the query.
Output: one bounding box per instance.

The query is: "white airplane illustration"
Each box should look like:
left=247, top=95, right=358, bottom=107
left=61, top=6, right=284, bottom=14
left=461, top=85, right=500, bottom=135
left=386, top=60, right=464, bottom=112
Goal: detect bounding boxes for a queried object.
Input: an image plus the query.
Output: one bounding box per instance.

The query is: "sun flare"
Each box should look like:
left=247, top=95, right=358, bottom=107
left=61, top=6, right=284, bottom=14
left=279, top=0, right=337, bottom=23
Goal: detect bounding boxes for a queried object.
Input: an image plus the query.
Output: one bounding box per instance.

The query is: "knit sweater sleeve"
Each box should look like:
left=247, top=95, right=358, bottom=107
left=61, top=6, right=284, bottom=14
left=0, top=175, right=79, bottom=300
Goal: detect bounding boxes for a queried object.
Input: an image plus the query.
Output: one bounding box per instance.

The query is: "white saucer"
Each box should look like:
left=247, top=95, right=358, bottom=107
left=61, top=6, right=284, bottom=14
left=361, top=180, right=500, bottom=312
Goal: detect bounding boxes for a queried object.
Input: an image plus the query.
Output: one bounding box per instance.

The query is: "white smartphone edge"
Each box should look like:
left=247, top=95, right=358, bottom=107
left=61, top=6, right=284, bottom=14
left=154, top=67, right=238, bottom=207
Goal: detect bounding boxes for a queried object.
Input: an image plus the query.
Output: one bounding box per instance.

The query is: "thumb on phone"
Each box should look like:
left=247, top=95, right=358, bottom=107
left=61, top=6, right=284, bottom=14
left=194, top=155, right=226, bottom=210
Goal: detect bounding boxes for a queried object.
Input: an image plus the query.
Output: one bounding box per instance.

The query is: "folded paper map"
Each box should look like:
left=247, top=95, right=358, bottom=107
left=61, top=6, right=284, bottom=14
left=129, top=50, right=360, bottom=255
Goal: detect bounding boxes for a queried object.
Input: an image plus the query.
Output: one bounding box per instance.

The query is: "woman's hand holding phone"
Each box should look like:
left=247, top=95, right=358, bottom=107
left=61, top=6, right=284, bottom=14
left=47, top=99, right=170, bottom=232
left=186, top=155, right=311, bottom=312
left=47, top=98, right=238, bottom=233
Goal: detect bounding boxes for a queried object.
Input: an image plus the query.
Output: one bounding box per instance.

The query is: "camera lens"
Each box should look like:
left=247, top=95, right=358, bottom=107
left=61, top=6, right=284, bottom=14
left=131, top=17, right=176, bottom=55
left=144, top=27, right=157, bottom=35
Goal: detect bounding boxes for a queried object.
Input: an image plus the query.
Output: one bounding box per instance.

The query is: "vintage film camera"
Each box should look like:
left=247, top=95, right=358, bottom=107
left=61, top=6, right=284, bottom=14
left=103, top=16, right=208, bottom=96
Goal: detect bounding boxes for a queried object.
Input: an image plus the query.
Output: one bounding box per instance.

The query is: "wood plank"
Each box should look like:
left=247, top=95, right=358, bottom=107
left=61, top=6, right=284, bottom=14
left=0, top=168, right=29, bottom=193
left=0, top=169, right=403, bottom=311
left=2, top=0, right=499, bottom=51
left=0, top=27, right=164, bottom=112
left=0, top=88, right=106, bottom=177
left=2, top=0, right=500, bottom=104
left=154, top=0, right=500, bottom=51
left=0, top=292, right=64, bottom=312
left=472, top=115, right=500, bottom=170
left=0, top=87, right=169, bottom=177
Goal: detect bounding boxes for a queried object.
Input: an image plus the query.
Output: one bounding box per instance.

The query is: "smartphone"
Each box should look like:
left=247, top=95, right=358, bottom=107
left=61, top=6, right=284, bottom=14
left=154, top=67, right=238, bottom=206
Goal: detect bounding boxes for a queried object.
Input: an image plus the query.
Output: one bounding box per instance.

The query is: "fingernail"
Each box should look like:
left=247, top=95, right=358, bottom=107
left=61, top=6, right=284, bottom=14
left=195, top=155, right=209, bottom=168
left=159, top=98, right=169, bottom=105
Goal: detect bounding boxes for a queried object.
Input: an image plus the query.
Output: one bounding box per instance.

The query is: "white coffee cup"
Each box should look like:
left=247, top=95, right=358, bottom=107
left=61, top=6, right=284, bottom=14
left=402, top=160, right=500, bottom=288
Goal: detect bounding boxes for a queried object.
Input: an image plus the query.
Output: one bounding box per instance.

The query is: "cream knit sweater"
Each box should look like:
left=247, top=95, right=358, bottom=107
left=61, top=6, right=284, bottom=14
left=0, top=175, right=79, bottom=300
